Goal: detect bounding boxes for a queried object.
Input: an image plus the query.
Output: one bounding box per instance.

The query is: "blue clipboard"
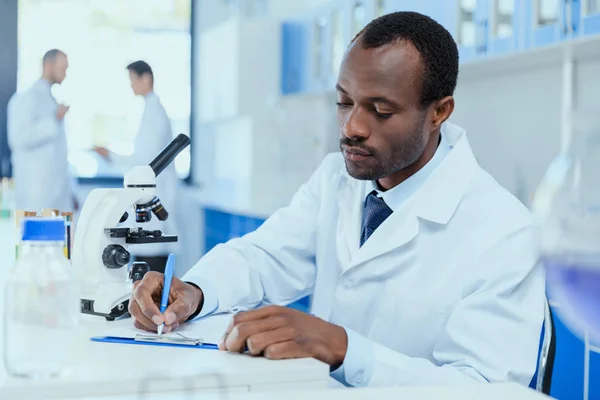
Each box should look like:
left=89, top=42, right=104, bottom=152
left=91, top=335, right=219, bottom=350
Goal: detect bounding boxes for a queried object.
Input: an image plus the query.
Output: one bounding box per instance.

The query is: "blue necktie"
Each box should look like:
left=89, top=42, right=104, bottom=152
left=360, top=190, right=393, bottom=247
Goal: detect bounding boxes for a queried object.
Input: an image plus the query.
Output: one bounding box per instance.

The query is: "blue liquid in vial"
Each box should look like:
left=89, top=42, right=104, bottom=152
left=544, top=254, right=600, bottom=347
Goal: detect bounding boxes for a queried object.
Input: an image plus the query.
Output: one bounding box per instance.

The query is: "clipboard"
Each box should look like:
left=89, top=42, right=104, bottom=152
left=91, top=334, right=219, bottom=350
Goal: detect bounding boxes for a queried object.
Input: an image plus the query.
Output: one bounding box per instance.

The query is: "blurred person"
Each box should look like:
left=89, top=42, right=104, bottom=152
left=7, top=49, right=78, bottom=212
left=94, top=61, right=178, bottom=272
left=129, top=12, right=544, bottom=388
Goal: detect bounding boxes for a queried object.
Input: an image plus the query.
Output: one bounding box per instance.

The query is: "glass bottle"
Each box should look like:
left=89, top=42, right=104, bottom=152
left=3, top=218, right=79, bottom=378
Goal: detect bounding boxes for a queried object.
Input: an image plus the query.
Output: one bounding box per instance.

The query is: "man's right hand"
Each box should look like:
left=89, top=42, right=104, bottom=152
left=128, top=271, right=204, bottom=333
left=56, top=104, right=70, bottom=120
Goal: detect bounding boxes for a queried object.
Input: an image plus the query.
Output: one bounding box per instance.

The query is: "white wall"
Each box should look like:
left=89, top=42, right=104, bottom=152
left=452, top=52, right=600, bottom=209
left=192, top=0, right=340, bottom=217
left=451, top=65, right=563, bottom=207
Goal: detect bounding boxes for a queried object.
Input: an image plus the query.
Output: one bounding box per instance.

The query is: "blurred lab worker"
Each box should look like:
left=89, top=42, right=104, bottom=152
left=94, top=61, right=178, bottom=272
left=130, top=13, right=545, bottom=388
left=7, top=49, right=78, bottom=212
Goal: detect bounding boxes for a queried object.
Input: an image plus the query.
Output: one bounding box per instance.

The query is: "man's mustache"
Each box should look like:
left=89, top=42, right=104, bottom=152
left=339, top=138, right=376, bottom=154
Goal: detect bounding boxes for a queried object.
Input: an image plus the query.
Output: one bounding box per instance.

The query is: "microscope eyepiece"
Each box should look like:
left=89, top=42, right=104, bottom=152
left=149, top=134, right=190, bottom=177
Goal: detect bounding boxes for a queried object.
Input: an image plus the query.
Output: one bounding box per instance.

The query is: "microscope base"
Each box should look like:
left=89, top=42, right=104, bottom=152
left=81, top=298, right=129, bottom=321
left=80, top=282, right=133, bottom=321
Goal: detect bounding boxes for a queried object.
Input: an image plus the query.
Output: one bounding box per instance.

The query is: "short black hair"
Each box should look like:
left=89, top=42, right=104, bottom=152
left=355, top=12, right=459, bottom=108
left=43, top=49, right=65, bottom=64
left=126, top=60, right=153, bottom=80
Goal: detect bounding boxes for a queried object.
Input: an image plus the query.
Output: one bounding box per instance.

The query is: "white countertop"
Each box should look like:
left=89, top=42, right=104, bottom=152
left=2, top=382, right=552, bottom=400
left=0, top=218, right=328, bottom=398
left=0, top=220, right=553, bottom=400
left=0, top=313, right=329, bottom=398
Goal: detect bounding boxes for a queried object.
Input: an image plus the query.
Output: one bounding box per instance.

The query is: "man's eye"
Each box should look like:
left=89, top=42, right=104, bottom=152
left=375, top=110, right=393, bottom=119
left=336, top=102, right=351, bottom=108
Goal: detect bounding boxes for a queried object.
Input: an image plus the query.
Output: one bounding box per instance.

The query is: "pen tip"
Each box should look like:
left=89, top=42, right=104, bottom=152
left=157, top=324, right=163, bottom=336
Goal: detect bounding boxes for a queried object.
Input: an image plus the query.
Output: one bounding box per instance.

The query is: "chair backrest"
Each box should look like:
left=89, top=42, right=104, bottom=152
left=529, top=298, right=556, bottom=394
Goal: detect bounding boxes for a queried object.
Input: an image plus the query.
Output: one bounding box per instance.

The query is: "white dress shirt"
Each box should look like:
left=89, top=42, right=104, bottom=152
left=184, top=122, right=545, bottom=388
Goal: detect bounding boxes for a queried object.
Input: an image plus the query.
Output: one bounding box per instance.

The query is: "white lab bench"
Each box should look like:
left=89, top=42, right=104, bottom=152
left=3, top=382, right=552, bottom=399
left=0, top=218, right=329, bottom=399
left=0, top=318, right=329, bottom=398
left=0, top=218, right=552, bottom=400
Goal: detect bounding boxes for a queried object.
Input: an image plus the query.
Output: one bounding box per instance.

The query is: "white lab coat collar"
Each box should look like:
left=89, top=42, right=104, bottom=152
left=337, top=121, right=479, bottom=268
left=365, top=132, right=452, bottom=212
left=410, top=121, right=479, bottom=224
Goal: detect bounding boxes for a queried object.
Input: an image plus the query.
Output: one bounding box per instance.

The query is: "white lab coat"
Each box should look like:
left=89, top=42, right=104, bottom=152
left=116, top=92, right=179, bottom=256
left=7, top=79, right=74, bottom=211
left=184, top=122, right=545, bottom=387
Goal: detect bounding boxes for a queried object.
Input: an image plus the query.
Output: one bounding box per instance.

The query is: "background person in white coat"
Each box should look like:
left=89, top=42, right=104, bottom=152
left=7, top=49, right=78, bottom=212
left=94, top=61, right=179, bottom=273
left=129, top=12, right=545, bottom=388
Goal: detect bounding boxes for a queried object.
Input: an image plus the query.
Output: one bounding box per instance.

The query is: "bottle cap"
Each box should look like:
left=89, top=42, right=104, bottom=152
left=21, top=218, right=64, bottom=241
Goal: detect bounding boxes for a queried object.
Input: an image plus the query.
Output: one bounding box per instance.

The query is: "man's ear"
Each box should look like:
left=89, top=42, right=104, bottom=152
left=430, top=96, right=455, bottom=131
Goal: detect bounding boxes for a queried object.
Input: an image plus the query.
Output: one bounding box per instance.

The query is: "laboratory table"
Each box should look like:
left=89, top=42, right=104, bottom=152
left=0, top=218, right=329, bottom=398
left=2, top=381, right=553, bottom=399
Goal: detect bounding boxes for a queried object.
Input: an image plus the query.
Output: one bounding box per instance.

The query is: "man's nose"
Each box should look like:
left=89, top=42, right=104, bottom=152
left=341, top=107, right=370, bottom=140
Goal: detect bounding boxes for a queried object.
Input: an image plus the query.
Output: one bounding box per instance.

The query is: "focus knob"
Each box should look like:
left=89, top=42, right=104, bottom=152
left=102, top=244, right=131, bottom=269
left=129, top=261, right=150, bottom=283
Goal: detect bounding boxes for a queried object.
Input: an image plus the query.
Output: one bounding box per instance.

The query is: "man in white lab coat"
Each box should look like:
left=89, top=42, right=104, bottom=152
left=94, top=61, right=179, bottom=272
left=129, top=12, right=545, bottom=387
left=7, top=49, right=77, bottom=212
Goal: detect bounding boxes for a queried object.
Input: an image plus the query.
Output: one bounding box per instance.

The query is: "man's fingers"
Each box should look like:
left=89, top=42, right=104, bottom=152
left=129, top=300, right=158, bottom=332
left=220, top=306, right=283, bottom=347
left=133, top=274, right=163, bottom=324
left=163, top=297, right=193, bottom=326
left=229, top=305, right=282, bottom=324
left=223, top=316, right=287, bottom=353
left=246, top=326, right=297, bottom=356
left=134, top=317, right=156, bottom=332
left=264, top=340, right=309, bottom=360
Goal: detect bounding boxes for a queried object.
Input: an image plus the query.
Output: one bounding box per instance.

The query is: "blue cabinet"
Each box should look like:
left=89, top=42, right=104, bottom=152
left=281, top=21, right=310, bottom=95
left=281, top=0, right=600, bottom=96
left=487, top=0, right=526, bottom=55
left=580, top=0, right=600, bottom=35
left=383, top=0, right=489, bottom=63
left=524, top=0, right=572, bottom=47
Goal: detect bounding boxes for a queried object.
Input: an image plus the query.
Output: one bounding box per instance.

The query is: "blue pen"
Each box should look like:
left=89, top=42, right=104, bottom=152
left=157, top=253, right=175, bottom=336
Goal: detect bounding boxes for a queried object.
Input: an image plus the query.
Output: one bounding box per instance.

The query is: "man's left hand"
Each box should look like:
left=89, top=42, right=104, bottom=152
left=219, top=306, right=348, bottom=368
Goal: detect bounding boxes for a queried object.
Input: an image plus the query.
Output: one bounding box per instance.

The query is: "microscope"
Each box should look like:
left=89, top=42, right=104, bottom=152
left=72, top=134, right=190, bottom=321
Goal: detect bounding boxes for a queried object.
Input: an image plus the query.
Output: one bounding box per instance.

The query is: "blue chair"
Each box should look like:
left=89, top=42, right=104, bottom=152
left=529, top=298, right=556, bottom=395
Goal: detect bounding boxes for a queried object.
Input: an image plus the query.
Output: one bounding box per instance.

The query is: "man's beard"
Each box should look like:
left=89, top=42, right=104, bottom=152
left=341, top=118, right=427, bottom=181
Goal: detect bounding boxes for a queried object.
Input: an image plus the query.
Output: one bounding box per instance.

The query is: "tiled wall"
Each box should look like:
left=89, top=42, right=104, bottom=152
left=203, top=207, right=311, bottom=313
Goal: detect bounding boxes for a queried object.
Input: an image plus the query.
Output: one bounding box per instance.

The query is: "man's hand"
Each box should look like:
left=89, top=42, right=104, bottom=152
left=92, top=146, right=110, bottom=161
left=56, top=104, right=69, bottom=120
left=128, top=271, right=204, bottom=333
left=219, top=306, right=348, bottom=368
